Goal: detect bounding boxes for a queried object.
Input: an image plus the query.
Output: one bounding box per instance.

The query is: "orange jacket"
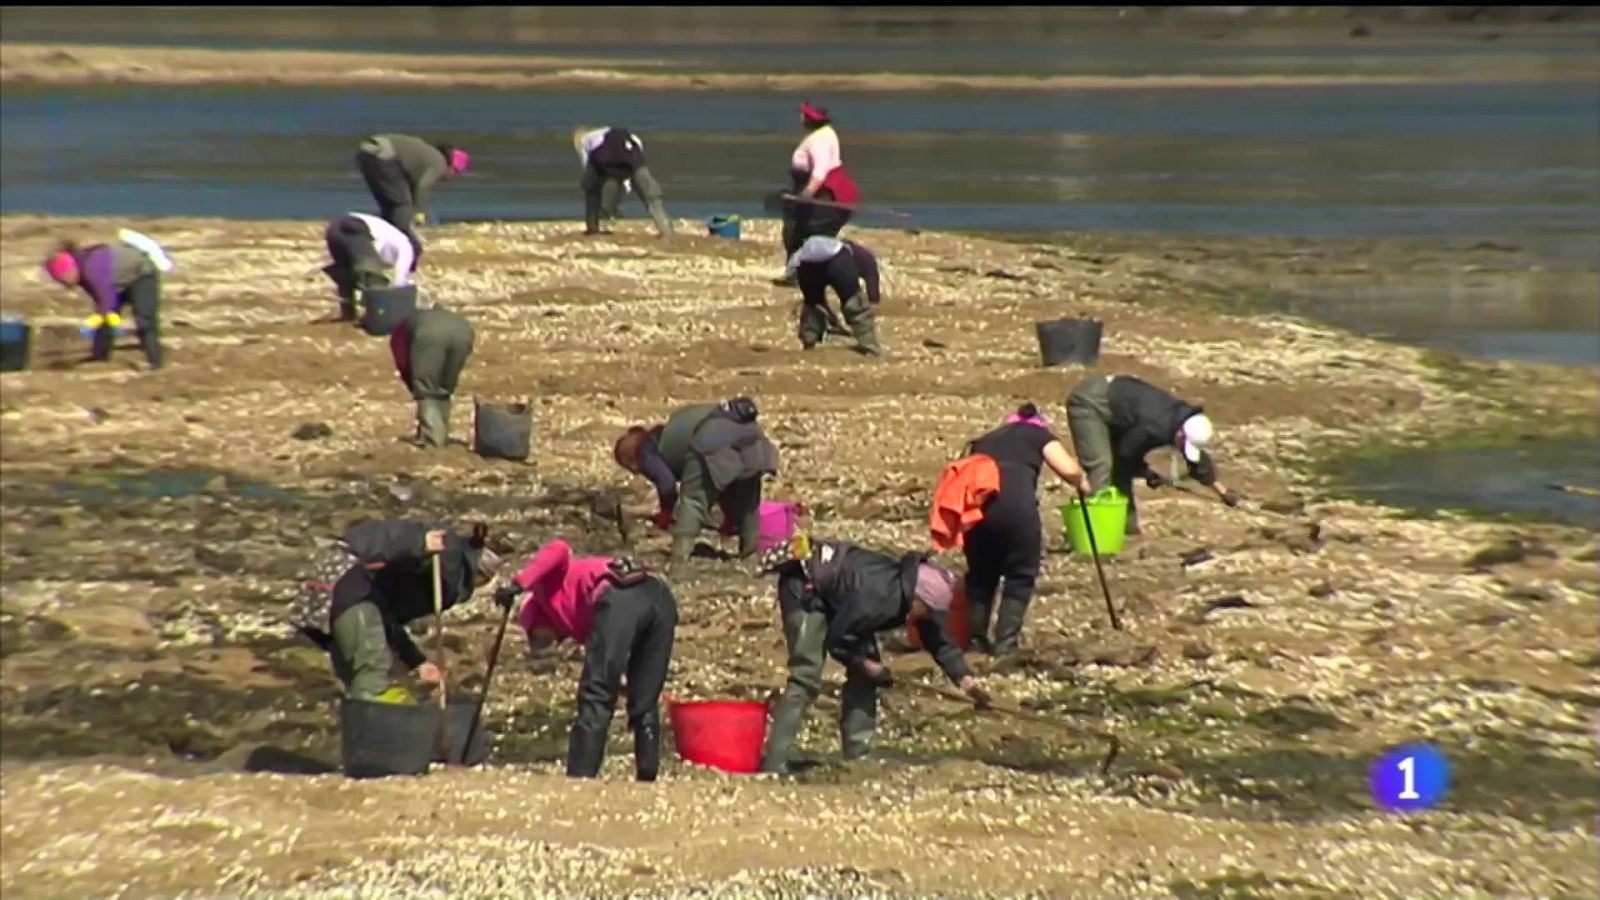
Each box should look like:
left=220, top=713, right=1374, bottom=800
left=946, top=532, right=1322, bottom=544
left=929, top=453, right=1001, bottom=551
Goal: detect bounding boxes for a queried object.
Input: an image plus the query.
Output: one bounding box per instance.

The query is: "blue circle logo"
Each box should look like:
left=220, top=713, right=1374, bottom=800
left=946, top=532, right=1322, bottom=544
left=1370, top=743, right=1450, bottom=812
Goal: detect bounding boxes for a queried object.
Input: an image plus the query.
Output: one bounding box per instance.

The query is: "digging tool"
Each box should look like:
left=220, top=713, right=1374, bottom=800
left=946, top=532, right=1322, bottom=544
left=763, top=192, right=922, bottom=235
left=1548, top=483, right=1600, bottom=499
left=787, top=298, right=853, bottom=338
left=431, top=554, right=452, bottom=764
left=462, top=591, right=515, bottom=760
left=1075, top=486, right=1123, bottom=631
left=899, top=680, right=1121, bottom=776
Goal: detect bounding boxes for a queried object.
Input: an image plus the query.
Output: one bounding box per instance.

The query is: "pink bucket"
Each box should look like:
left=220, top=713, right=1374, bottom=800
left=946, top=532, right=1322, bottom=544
left=718, top=500, right=802, bottom=550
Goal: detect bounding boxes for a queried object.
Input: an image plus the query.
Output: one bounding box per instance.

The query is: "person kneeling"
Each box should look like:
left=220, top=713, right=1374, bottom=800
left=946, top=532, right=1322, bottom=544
left=494, top=540, right=678, bottom=782
left=755, top=533, right=988, bottom=774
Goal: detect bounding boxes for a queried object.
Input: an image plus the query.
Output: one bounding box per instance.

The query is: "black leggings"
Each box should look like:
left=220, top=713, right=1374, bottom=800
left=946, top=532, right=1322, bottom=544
left=962, top=483, right=1043, bottom=650
left=91, top=273, right=162, bottom=370
left=573, top=577, right=679, bottom=737
left=781, top=171, right=853, bottom=258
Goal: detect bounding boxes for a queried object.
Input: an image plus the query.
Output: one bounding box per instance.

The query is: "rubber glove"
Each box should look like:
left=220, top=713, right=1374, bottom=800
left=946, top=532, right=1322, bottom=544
left=651, top=510, right=674, bottom=532
left=493, top=583, right=522, bottom=611
left=1220, top=490, right=1242, bottom=509
left=412, top=211, right=427, bottom=228
left=1145, top=471, right=1173, bottom=490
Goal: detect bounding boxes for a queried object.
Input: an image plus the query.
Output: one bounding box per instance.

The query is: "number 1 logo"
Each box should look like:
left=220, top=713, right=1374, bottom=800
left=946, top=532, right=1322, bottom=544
left=1372, top=743, right=1449, bottom=811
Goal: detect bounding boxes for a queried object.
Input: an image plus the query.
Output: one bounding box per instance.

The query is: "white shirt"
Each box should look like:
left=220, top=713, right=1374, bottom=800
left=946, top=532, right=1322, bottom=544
left=349, top=212, right=414, bottom=287
left=783, top=235, right=846, bottom=279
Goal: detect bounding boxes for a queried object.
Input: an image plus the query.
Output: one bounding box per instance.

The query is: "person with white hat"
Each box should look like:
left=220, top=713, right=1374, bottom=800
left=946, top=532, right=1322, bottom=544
left=572, top=125, right=673, bottom=237
left=1065, top=374, right=1239, bottom=536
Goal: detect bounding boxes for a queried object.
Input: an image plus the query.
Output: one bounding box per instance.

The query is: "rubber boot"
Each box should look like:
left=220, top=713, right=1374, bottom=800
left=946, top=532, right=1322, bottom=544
left=633, top=718, right=661, bottom=782
left=416, top=397, right=450, bottom=448
left=760, top=696, right=808, bottom=774
left=992, top=594, right=1032, bottom=658
left=966, top=598, right=995, bottom=655
left=797, top=304, right=828, bottom=350
left=565, top=722, right=608, bottom=778
left=841, top=292, right=881, bottom=356
left=90, top=325, right=115, bottom=362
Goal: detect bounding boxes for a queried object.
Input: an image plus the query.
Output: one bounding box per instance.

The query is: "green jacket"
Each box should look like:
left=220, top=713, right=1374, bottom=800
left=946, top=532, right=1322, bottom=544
left=655, top=403, right=720, bottom=477
left=365, top=133, right=449, bottom=215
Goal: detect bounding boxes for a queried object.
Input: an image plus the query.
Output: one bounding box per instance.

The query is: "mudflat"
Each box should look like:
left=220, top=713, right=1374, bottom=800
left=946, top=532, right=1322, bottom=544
left=1, top=215, right=1595, bottom=898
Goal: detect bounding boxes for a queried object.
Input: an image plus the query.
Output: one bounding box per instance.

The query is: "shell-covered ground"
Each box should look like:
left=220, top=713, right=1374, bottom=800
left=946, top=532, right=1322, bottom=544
left=0, top=213, right=1596, bottom=899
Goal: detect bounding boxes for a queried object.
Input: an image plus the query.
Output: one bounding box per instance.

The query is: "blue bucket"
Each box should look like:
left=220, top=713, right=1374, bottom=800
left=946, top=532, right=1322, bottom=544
left=707, top=215, right=741, bottom=240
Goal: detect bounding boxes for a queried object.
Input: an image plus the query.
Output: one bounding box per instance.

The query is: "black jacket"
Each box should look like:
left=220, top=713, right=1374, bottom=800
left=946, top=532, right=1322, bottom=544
left=329, top=520, right=482, bottom=666
left=777, top=540, right=972, bottom=684
left=590, top=127, right=646, bottom=177
left=1107, top=376, right=1216, bottom=485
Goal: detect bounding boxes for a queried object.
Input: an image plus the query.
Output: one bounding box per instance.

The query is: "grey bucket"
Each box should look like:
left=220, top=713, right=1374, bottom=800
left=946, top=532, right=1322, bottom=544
left=1035, top=318, right=1103, bottom=367
left=339, top=696, right=491, bottom=779
left=359, top=285, right=418, bottom=337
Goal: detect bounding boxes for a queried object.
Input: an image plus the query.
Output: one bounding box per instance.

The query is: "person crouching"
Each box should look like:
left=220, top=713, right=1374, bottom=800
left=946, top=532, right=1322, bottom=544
left=611, top=397, right=779, bottom=564
left=573, top=125, right=673, bottom=238
left=297, top=520, right=498, bottom=704
left=322, top=212, right=417, bottom=323
left=389, top=306, right=475, bottom=448
left=494, top=540, right=678, bottom=781
left=42, top=228, right=173, bottom=370
left=755, top=534, right=988, bottom=774
left=785, top=234, right=883, bottom=356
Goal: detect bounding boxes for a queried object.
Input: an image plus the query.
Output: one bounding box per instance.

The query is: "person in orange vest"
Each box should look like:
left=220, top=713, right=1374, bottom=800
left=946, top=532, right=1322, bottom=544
left=937, top=403, right=1090, bottom=658
left=776, top=102, right=860, bottom=283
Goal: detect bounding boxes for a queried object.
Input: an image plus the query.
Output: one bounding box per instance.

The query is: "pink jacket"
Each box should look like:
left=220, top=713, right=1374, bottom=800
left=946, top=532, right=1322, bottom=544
left=512, top=539, right=614, bottom=644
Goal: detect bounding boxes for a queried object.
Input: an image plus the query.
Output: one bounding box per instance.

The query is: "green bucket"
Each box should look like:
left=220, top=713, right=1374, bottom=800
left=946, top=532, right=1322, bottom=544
left=1060, top=487, right=1129, bottom=556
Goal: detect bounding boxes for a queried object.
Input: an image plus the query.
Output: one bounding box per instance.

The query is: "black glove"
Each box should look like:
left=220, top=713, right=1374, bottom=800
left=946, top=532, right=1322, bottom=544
left=967, top=685, right=993, bottom=711
left=1145, top=471, right=1173, bottom=489
left=493, top=583, right=522, bottom=611
left=858, top=660, right=893, bottom=689
left=1221, top=490, right=1242, bottom=509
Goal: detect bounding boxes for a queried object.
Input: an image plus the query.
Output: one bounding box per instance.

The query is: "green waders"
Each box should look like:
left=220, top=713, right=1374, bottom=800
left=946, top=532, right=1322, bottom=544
left=759, top=604, right=879, bottom=773
left=407, top=308, right=476, bottom=448
left=668, top=452, right=762, bottom=563
left=799, top=290, right=880, bottom=356
left=583, top=165, right=673, bottom=237
left=1066, top=375, right=1142, bottom=534
left=330, top=602, right=406, bottom=702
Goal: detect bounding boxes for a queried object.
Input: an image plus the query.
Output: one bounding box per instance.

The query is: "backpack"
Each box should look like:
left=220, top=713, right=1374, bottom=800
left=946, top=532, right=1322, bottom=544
left=288, top=538, right=362, bottom=649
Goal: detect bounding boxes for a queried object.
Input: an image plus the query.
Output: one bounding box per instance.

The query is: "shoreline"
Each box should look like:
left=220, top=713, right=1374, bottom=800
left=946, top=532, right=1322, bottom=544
left=4, top=42, right=1597, bottom=92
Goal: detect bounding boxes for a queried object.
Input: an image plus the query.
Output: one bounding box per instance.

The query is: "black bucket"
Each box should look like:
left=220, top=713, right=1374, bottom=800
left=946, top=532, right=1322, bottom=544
left=1035, top=317, right=1103, bottom=368
left=338, top=696, right=490, bottom=779
left=359, top=285, right=418, bottom=337
left=472, top=398, right=533, bottom=462
left=0, top=318, right=32, bottom=373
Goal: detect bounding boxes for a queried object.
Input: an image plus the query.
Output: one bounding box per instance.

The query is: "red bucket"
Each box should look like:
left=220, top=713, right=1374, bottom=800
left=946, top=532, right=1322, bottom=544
left=667, top=697, right=769, bottom=774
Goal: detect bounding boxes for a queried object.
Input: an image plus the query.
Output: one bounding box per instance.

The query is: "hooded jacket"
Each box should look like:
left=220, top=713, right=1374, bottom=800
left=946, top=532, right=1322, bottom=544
left=511, top=539, right=615, bottom=645
left=328, top=519, right=484, bottom=667
left=1104, top=376, right=1215, bottom=484
left=778, top=540, right=972, bottom=684
left=656, top=403, right=779, bottom=492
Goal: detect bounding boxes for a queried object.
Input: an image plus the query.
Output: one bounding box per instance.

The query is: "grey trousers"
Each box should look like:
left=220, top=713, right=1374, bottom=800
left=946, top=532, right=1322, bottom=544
left=1066, top=375, right=1140, bottom=532
left=583, top=165, right=672, bottom=237
left=759, top=599, right=878, bottom=773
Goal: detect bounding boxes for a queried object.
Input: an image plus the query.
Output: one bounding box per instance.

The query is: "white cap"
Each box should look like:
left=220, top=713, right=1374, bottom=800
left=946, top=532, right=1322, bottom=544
left=1180, top=414, right=1213, bottom=463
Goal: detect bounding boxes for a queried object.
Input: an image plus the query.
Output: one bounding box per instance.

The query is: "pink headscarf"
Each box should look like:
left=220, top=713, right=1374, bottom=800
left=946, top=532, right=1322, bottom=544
left=447, top=149, right=470, bottom=175
left=43, top=251, right=78, bottom=284
left=1005, top=411, right=1049, bottom=429
left=914, top=563, right=956, bottom=612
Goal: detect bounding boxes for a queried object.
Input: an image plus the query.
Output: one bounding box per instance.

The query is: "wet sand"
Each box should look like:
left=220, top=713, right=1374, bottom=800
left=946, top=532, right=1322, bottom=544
left=5, top=42, right=1597, bottom=92
left=0, top=215, right=1595, bottom=897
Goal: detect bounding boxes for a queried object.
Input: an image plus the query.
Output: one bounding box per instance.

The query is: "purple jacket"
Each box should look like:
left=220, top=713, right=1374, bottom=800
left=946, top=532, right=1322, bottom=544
left=75, top=243, right=153, bottom=315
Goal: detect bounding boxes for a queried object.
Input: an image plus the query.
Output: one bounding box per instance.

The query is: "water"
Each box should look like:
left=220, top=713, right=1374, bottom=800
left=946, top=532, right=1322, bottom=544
left=1331, top=439, right=1600, bottom=528
left=0, top=10, right=1596, bottom=371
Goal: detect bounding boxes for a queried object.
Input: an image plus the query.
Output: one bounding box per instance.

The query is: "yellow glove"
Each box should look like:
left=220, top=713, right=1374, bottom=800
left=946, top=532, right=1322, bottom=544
left=81, top=312, right=122, bottom=331
left=412, top=211, right=427, bottom=228
left=370, top=685, right=416, bottom=705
